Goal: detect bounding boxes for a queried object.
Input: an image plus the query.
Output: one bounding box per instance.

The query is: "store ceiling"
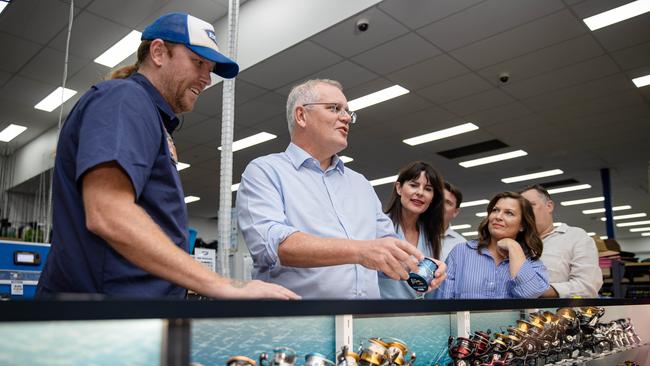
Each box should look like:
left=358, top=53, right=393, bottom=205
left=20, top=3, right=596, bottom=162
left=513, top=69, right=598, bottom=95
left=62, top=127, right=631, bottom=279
left=1, top=0, right=649, bottom=240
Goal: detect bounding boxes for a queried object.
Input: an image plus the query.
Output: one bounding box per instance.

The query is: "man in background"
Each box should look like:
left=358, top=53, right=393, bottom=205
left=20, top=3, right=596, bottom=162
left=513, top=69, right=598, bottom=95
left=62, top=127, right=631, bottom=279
left=440, top=182, right=466, bottom=262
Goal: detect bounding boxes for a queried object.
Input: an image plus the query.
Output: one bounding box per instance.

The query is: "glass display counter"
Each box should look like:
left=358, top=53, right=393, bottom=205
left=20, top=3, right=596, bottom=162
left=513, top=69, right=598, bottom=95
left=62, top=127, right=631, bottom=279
left=0, top=298, right=648, bottom=366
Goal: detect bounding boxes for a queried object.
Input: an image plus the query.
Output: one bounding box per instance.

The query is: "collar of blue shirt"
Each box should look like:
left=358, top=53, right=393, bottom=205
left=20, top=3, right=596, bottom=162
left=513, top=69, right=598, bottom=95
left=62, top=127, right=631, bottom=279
left=286, top=142, right=345, bottom=174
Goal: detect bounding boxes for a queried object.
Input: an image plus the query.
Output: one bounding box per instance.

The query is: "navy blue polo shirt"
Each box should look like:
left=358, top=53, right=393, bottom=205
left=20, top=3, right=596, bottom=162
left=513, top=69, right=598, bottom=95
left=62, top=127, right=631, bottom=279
left=37, top=73, right=189, bottom=298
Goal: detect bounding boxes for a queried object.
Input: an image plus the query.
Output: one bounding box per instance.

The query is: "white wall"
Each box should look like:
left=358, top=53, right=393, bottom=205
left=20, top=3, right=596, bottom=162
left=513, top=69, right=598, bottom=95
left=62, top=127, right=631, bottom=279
left=10, top=126, right=57, bottom=188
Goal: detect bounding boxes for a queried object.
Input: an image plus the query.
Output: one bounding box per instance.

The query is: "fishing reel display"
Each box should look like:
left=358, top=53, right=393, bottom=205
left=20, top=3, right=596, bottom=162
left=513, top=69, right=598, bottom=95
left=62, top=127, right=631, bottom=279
left=446, top=307, right=642, bottom=366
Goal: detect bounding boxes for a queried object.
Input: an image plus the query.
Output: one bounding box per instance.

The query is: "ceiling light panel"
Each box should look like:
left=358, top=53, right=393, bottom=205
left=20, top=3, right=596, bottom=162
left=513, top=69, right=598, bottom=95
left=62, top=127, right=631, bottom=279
left=0, top=124, right=27, bottom=142
left=34, top=87, right=77, bottom=112
left=629, top=227, right=650, bottom=232
left=348, top=85, right=409, bottom=111
left=450, top=224, right=471, bottom=230
left=616, top=220, right=650, bottom=227
left=0, top=1, right=8, bottom=15
left=583, top=0, right=650, bottom=31
left=370, top=175, right=398, bottom=187
left=461, top=231, right=479, bottom=236
left=218, top=132, right=277, bottom=152
left=339, top=156, right=353, bottom=163
left=231, top=183, right=240, bottom=192
left=632, top=74, right=650, bottom=88
left=560, top=197, right=604, bottom=206
left=582, top=205, right=631, bottom=214
left=600, top=213, right=647, bottom=221
left=94, top=30, right=142, bottom=68
left=547, top=184, right=591, bottom=194
left=403, top=123, right=478, bottom=146
left=476, top=212, right=488, bottom=217
left=459, top=150, right=527, bottom=168
left=184, top=196, right=200, bottom=204
left=460, top=199, right=490, bottom=208
left=501, top=169, right=563, bottom=183
left=176, top=162, right=190, bottom=172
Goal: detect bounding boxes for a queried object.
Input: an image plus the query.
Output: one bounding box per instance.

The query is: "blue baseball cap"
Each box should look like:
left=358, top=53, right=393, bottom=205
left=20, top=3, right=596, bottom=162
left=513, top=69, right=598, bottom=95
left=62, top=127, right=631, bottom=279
left=142, top=12, right=239, bottom=79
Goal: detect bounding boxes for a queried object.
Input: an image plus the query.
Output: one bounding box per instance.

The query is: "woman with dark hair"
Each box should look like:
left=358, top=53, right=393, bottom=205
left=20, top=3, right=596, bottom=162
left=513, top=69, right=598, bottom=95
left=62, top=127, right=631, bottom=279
left=437, top=191, right=549, bottom=299
left=379, top=161, right=447, bottom=299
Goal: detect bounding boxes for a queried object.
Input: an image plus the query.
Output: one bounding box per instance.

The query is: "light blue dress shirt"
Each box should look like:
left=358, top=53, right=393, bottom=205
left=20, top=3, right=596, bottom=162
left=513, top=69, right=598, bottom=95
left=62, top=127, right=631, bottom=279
left=378, top=225, right=433, bottom=299
left=437, top=240, right=549, bottom=299
left=236, top=143, right=397, bottom=299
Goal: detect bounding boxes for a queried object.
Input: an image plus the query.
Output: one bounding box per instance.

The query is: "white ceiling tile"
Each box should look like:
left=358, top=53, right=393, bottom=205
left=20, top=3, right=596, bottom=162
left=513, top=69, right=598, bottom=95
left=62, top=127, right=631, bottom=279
left=569, top=0, right=638, bottom=18
left=442, top=88, right=515, bottom=115
left=417, top=0, right=566, bottom=51
left=19, top=47, right=87, bottom=86
left=0, top=0, right=81, bottom=45
left=351, top=33, right=441, bottom=75
left=477, top=34, right=605, bottom=86
left=523, top=73, right=635, bottom=111
left=48, top=11, right=133, bottom=60
left=451, top=10, right=588, bottom=69
left=274, top=61, right=379, bottom=96
left=311, top=7, right=410, bottom=57
left=0, top=33, right=42, bottom=73
left=503, top=55, right=620, bottom=99
left=611, top=41, right=650, bottom=71
left=87, top=0, right=172, bottom=29
left=418, top=73, right=493, bottom=104
left=590, top=14, right=650, bottom=52
left=238, top=41, right=342, bottom=90
left=378, top=0, right=485, bottom=29
left=386, top=54, right=470, bottom=91
left=138, top=0, right=227, bottom=26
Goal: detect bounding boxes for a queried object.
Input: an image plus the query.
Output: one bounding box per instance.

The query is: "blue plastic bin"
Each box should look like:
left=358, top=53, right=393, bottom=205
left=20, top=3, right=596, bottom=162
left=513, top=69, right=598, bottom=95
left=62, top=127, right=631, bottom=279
left=188, top=227, right=198, bottom=254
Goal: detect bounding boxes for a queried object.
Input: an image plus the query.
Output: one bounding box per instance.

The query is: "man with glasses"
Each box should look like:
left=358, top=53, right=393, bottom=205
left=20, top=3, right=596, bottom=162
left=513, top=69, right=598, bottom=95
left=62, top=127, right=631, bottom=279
left=237, top=79, right=446, bottom=299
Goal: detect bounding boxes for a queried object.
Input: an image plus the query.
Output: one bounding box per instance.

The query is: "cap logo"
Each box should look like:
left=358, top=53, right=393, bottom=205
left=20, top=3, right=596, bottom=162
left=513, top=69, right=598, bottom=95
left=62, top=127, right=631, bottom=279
left=205, top=29, right=218, bottom=46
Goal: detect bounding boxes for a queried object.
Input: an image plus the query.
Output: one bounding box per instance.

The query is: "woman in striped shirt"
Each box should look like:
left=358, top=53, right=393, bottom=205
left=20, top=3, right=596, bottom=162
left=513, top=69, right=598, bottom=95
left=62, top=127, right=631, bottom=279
left=437, top=191, right=549, bottom=299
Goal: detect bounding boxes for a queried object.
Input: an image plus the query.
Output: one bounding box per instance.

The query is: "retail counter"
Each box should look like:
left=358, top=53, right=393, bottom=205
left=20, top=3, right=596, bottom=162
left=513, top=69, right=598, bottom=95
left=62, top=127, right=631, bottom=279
left=0, top=298, right=648, bottom=366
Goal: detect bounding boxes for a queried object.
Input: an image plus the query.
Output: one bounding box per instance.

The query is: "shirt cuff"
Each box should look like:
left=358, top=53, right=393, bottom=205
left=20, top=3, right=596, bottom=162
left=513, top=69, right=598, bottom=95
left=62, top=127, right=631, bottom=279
left=550, top=282, right=571, bottom=298
left=266, top=224, right=299, bottom=268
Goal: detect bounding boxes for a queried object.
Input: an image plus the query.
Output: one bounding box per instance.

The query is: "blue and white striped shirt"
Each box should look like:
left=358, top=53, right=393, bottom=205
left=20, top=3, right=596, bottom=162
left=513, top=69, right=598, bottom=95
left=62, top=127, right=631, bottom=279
left=436, top=240, right=549, bottom=299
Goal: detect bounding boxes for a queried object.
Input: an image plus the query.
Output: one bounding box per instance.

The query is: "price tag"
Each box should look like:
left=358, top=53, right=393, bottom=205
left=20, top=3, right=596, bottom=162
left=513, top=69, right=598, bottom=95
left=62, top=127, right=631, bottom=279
left=192, top=248, right=216, bottom=272
left=11, top=280, right=24, bottom=296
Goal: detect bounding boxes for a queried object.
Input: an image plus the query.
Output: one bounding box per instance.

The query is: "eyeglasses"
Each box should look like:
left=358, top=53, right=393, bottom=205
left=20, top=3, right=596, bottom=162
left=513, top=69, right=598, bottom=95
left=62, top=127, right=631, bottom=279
left=302, top=102, right=357, bottom=124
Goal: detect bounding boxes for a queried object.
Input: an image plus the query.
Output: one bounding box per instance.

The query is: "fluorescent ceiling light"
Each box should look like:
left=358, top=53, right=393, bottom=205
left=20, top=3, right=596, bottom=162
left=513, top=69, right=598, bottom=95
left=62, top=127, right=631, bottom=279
left=461, top=231, right=479, bottom=237
left=459, top=150, right=527, bottom=168
left=583, top=0, right=650, bottom=31
left=582, top=205, right=631, bottom=214
left=0, top=124, right=27, bottom=142
left=553, top=222, right=562, bottom=227
left=94, top=30, right=142, bottom=68
left=600, top=213, right=647, bottom=221
left=632, top=74, right=650, bottom=88
left=476, top=212, right=488, bottom=217
left=339, top=156, right=354, bottom=163
left=348, top=85, right=409, bottom=111
left=586, top=232, right=596, bottom=236
left=501, top=169, right=563, bottom=184
left=600, top=235, right=608, bottom=240
left=35, top=87, right=77, bottom=112
left=547, top=184, right=592, bottom=194
left=218, top=132, right=277, bottom=152
left=616, top=220, right=650, bottom=227
left=450, top=224, right=471, bottom=230
left=184, top=196, right=200, bottom=204
left=630, top=227, right=650, bottom=232
left=0, top=1, right=8, bottom=15
left=176, top=162, right=190, bottom=172
left=560, top=196, right=604, bottom=206
left=403, top=123, right=478, bottom=146
left=460, top=199, right=490, bottom=208
left=643, top=232, right=650, bottom=237
left=370, top=175, right=398, bottom=187
left=231, top=183, right=240, bottom=192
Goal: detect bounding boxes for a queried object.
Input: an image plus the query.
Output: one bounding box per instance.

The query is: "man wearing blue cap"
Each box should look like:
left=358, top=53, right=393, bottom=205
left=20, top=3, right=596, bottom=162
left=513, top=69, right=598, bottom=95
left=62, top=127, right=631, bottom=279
left=37, top=13, right=299, bottom=300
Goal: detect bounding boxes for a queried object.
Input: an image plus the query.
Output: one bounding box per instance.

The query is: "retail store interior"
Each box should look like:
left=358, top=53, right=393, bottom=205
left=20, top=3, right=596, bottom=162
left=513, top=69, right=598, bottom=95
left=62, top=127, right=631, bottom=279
left=1, top=1, right=650, bottom=366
